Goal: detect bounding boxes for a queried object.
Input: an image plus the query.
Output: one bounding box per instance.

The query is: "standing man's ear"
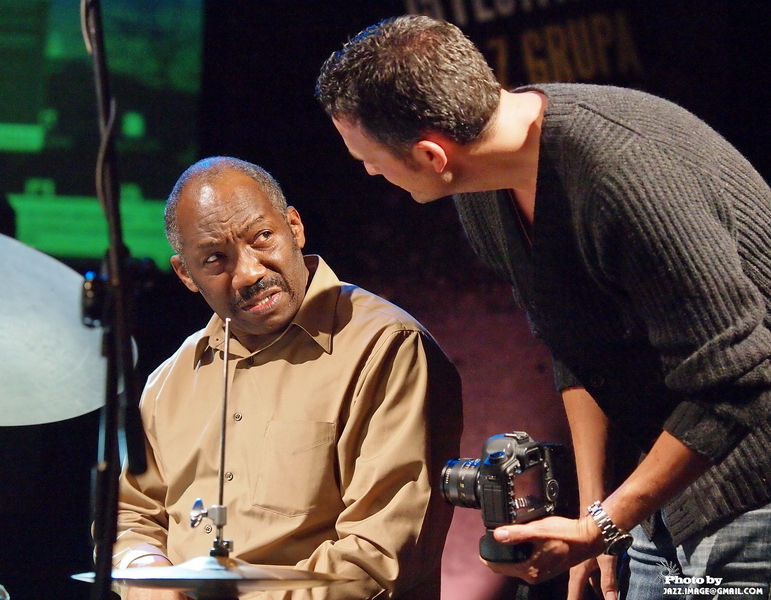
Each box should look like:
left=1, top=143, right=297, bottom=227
left=170, top=255, right=199, bottom=293
left=413, top=139, right=449, bottom=173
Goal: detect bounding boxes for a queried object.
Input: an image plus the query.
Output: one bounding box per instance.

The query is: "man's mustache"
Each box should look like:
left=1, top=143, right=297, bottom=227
left=235, top=276, right=288, bottom=308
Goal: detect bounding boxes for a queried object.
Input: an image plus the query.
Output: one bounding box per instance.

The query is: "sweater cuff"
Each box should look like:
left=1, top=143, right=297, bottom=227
left=551, top=357, right=583, bottom=391
left=663, top=400, right=748, bottom=461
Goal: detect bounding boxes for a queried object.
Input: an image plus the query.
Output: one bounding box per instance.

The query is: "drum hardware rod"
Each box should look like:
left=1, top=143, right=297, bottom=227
left=190, top=317, right=233, bottom=558
left=80, top=1, right=147, bottom=599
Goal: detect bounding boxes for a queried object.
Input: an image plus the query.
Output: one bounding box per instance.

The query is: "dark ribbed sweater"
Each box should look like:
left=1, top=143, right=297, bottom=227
left=454, top=83, right=771, bottom=544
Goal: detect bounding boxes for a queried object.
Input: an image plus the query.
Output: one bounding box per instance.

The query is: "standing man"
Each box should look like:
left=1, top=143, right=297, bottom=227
left=113, top=156, right=463, bottom=600
left=316, top=15, right=771, bottom=600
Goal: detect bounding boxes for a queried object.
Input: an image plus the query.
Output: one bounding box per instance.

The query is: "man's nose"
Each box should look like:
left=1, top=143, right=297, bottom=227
left=231, top=250, right=267, bottom=290
left=364, top=162, right=379, bottom=176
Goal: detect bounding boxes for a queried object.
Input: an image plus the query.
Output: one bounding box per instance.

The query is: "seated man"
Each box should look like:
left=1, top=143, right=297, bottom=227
left=113, top=156, right=463, bottom=599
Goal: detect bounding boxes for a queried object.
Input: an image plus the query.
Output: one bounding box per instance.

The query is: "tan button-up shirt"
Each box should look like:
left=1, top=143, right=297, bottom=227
left=114, top=256, right=463, bottom=599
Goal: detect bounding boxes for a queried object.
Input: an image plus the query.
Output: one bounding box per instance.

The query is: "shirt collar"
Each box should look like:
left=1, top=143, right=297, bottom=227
left=192, top=255, right=339, bottom=366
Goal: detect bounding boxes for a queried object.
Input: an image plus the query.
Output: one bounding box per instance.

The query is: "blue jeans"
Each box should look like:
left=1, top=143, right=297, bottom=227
left=624, top=503, right=771, bottom=600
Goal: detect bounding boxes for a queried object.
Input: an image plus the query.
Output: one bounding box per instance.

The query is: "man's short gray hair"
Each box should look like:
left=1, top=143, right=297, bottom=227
left=165, top=156, right=288, bottom=254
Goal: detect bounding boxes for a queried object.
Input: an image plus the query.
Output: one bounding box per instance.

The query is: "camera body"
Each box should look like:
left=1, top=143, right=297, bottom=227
left=441, top=431, right=560, bottom=562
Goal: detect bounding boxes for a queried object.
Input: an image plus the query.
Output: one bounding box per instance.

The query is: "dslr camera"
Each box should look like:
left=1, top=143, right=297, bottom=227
left=441, top=431, right=560, bottom=563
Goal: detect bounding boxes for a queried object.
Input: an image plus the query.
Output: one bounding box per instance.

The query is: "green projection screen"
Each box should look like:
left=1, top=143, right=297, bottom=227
left=0, top=0, right=204, bottom=270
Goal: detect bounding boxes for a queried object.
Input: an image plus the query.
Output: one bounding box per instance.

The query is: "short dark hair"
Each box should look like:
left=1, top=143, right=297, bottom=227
left=316, top=15, right=502, bottom=157
left=165, top=156, right=288, bottom=254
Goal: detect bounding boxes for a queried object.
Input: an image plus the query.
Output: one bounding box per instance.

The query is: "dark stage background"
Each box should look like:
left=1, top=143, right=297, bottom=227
left=1, top=1, right=770, bottom=599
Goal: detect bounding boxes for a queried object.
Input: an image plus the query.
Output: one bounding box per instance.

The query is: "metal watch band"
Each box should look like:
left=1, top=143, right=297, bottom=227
left=586, top=501, right=633, bottom=555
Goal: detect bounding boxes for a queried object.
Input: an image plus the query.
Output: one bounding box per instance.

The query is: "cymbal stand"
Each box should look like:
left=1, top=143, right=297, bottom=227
left=80, top=1, right=147, bottom=600
left=189, top=318, right=233, bottom=559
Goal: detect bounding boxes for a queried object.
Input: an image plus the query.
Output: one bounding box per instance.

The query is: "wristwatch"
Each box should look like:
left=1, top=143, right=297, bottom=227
left=587, top=501, right=633, bottom=556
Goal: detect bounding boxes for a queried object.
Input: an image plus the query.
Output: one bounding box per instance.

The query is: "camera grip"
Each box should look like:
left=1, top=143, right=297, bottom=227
left=480, top=530, right=532, bottom=563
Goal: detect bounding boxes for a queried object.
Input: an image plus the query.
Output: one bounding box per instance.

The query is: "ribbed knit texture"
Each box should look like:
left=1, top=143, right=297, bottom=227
left=454, top=84, right=771, bottom=544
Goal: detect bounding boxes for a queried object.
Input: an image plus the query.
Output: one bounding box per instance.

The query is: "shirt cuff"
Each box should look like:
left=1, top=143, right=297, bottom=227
left=114, top=543, right=170, bottom=569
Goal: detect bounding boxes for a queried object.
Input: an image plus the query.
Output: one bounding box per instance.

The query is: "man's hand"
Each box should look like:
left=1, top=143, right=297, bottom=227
left=567, top=555, right=619, bottom=600
left=481, top=515, right=604, bottom=585
left=124, top=555, right=188, bottom=600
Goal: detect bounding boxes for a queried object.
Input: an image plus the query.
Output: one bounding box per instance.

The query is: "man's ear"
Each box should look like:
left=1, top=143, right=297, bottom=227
left=413, top=139, right=450, bottom=173
left=170, top=255, right=199, bottom=293
left=285, top=206, right=306, bottom=250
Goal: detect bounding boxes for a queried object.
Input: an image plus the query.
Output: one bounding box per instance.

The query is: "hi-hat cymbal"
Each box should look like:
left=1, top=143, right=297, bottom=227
left=0, top=234, right=106, bottom=425
left=73, top=555, right=355, bottom=598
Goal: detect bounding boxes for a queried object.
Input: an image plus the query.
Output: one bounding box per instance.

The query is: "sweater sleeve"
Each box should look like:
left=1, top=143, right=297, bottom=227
left=585, top=151, right=771, bottom=461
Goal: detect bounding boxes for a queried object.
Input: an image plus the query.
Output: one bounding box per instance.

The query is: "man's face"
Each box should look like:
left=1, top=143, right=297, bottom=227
left=171, top=169, right=309, bottom=351
left=332, top=117, right=446, bottom=203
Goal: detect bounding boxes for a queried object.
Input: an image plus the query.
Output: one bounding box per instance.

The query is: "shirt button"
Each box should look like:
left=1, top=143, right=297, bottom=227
left=245, top=356, right=254, bottom=366
left=225, top=472, right=234, bottom=481
left=234, top=412, right=243, bottom=421
left=204, top=525, right=212, bottom=534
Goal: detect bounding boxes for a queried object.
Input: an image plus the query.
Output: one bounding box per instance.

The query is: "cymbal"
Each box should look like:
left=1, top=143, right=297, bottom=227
left=73, top=555, right=355, bottom=597
left=0, top=234, right=106, bottom=425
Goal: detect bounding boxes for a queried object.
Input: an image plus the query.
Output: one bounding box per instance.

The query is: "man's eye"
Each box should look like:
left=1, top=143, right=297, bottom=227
left=204, top=253, right=224, bottom=264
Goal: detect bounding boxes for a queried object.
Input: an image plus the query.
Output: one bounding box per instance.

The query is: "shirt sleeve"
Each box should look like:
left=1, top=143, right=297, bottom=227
left=112, top=427, right=172, bottom=569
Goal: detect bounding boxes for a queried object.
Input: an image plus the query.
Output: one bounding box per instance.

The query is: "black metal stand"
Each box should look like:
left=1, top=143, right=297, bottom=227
left=79, top=1, right=147, bottom=599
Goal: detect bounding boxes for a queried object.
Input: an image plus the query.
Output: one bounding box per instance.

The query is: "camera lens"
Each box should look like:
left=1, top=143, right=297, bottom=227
left=441, top=458, right=481, bottom=508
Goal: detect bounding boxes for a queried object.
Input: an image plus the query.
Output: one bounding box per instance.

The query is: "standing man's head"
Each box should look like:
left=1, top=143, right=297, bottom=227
left=316, top=15, right=502, bottom=203
left=315, top=15, right=501, bottom=158
left=165, top=156, right=309, bottom=351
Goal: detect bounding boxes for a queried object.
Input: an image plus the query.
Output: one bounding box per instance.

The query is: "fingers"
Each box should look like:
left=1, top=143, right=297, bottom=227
left=482, top=556, right=559, bottom=584
left=567, top=559, right=601, bottom=600
left=565, top=555, right=619, bottom=600
left=597, top=554, right=619, bottom=600
left=567, top=567, right=588, bottom=600
left=480, top=540, right=566, bottom=585
left=492, top=516, right=574, bottom=545
left=493, top=525, right=516, bottom=543
left=483, top=516, right=606, bottom=586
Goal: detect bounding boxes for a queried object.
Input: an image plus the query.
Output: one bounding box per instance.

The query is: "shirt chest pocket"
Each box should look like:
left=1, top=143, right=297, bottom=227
left=250, top=420, right=337, bottom=517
